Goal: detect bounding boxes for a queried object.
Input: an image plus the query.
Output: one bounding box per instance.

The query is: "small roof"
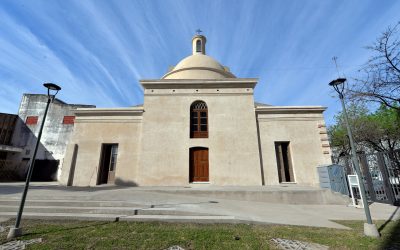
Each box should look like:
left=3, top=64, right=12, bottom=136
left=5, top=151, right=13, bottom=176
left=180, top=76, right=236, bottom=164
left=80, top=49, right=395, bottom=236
left=254, top=102, right=272, bottom=107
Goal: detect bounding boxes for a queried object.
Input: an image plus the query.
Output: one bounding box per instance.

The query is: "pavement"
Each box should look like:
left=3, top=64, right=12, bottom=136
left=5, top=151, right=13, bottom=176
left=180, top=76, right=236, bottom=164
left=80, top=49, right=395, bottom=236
left=0, top=182, right=399, bottom=230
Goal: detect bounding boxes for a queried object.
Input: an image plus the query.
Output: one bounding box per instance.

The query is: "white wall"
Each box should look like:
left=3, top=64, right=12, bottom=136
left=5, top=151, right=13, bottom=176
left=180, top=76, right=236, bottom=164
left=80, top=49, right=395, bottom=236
left=257, top=108, right=332, bottom=186
left=59, top=108, right=143, bottom=186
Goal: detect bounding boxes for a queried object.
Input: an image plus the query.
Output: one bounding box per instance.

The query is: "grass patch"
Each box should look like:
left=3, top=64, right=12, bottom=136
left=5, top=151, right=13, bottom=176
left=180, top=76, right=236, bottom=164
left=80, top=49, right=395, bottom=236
left=0, top=219, right=399, bottom=249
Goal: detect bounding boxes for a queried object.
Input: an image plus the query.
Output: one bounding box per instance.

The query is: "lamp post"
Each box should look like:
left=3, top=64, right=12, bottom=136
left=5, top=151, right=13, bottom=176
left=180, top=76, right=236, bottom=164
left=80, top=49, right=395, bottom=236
left=329, top=78, right=379, bottom=237
left=8, top=83, right=61, bottom=240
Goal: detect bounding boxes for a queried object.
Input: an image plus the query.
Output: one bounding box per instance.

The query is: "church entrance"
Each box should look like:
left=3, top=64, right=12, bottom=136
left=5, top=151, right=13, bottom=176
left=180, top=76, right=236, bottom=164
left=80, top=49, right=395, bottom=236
left=97, top=144, right=118, bottom=185
left=189, top=147, right=209, bottom=182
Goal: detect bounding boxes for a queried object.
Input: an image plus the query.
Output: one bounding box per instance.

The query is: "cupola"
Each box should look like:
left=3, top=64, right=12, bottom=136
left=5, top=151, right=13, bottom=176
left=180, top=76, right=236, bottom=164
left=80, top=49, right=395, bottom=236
left=162, top=33, right=236, bottom=79
left=192, top=35, right=206, bottom=55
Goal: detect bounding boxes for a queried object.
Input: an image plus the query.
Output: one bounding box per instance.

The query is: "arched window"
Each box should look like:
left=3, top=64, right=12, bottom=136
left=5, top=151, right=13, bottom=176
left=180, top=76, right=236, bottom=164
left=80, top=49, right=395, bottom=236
left=190, top=101, right=208, bottom=138
left=196, top=40, right=202, bottom=53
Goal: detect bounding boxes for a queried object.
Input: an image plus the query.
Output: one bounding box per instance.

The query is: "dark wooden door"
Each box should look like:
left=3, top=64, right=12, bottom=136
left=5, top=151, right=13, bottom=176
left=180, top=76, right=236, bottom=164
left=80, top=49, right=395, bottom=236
left=190, top=148, right=209, bottom=182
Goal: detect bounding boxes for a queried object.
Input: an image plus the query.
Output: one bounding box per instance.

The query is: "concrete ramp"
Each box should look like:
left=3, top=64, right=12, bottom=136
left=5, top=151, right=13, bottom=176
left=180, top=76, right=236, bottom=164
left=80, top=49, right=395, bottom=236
left=152, top=186, right=350, bottom=205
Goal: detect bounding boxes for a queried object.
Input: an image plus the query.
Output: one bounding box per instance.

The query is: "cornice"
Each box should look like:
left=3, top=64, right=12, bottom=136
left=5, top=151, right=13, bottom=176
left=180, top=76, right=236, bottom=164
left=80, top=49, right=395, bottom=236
left=140, top=78, right=258, bottom=89
left=255, top=106, right=327, bottom=114
left=74, top=107, right=144, bottom=117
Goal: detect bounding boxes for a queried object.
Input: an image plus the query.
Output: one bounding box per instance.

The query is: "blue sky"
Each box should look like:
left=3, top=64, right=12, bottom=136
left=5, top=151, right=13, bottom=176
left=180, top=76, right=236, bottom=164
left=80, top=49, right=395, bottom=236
left=0, top=0, right=399, bottom=124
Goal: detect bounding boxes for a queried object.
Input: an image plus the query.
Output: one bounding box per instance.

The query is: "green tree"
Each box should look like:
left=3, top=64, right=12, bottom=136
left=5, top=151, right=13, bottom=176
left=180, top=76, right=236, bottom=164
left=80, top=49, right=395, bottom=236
left=366, top=104, right=400, bottom=152
left=328, top=103, right=371, bottom=157
left=328, top=103, right=400, bottom=157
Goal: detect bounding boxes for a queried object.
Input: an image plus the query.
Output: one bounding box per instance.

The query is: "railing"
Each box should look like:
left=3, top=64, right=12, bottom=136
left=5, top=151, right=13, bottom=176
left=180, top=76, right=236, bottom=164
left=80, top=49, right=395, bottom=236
left=337, top=149, right=400, bottom=205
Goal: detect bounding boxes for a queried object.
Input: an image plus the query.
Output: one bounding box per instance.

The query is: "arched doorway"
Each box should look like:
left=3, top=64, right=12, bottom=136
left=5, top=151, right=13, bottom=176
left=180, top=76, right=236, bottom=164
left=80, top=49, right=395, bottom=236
left=189, top=147, right=209, bottom=182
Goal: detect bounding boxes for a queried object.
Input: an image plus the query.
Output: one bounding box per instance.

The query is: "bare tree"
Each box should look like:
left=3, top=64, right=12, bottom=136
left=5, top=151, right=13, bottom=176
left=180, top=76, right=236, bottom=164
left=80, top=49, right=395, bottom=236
left=349, top=22, right=400, bottom=111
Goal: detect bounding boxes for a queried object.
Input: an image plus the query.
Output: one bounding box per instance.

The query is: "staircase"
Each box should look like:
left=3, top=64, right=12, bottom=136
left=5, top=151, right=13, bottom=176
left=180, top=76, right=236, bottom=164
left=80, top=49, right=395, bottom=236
left=0, top=184, right=350, bottom=224
left=0, top=198, right=235, bottom=223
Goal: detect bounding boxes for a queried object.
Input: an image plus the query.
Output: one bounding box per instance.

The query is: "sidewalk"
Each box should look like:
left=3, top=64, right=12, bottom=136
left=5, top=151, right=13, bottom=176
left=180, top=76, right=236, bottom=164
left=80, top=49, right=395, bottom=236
left=0, top=182, right=399, bottom=229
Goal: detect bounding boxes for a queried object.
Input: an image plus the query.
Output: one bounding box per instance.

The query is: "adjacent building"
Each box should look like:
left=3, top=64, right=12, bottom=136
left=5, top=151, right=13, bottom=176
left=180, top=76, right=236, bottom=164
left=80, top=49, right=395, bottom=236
left=59, top=34, right=332, bottom=187
left=5, top=94, right=94, bottom=181
left=0, top=113, right=21, bottom=181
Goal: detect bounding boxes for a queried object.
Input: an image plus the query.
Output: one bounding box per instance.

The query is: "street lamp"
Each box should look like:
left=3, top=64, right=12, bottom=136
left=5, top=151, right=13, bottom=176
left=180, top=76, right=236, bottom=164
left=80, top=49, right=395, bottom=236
left=329, top=78, right=380, bottom=237
left=8, top=83, right=61, bottom=240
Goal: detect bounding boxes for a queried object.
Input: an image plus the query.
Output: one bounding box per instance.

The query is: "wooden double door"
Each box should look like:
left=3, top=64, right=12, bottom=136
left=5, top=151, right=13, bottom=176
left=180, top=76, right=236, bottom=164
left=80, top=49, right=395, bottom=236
left=189, top=147, right=209, bottom=182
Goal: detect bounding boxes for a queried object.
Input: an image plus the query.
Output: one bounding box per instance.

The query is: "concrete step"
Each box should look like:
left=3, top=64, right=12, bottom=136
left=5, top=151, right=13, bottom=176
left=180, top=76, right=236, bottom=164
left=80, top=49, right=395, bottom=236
left=0, top=199, right=144, bottom=208
left=157, top=189, right=351, bottom=205
left=0, top=205, right=212, bottom=216
left=0, top=212, right=235, bottom=223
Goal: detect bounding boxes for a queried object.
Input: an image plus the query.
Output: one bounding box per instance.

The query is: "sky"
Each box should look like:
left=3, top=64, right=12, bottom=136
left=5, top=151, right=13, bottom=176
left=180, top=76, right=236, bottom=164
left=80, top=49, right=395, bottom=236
left=0, top=0, right=399, bottom=124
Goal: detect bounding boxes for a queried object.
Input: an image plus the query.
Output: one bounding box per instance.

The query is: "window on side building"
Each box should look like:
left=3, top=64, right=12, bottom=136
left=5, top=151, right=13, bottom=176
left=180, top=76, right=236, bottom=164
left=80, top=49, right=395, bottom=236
left=25, top=116, right=38, bottom=125
left=63, top=116, right=75, bottom=125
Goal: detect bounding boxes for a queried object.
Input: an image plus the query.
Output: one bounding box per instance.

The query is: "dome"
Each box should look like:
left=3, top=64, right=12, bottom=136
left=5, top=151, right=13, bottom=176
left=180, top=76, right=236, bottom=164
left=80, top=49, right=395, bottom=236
left=176, top=54, right=225, bottom=72
left=162, top=34, right=236, bottom=79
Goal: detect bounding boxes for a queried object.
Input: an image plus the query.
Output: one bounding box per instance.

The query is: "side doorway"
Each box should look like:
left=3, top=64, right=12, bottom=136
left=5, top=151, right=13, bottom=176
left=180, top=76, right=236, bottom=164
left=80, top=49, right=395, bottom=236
left=189, top=147, right=209, bottom=182
left=97, top=144, right=118, bottom=185
left=275, top=142, right=295, bottom=183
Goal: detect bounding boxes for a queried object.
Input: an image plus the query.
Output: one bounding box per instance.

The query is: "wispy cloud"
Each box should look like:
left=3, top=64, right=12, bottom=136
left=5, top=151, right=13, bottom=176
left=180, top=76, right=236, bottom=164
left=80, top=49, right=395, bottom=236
left=0, top=0, right=399, bottom=124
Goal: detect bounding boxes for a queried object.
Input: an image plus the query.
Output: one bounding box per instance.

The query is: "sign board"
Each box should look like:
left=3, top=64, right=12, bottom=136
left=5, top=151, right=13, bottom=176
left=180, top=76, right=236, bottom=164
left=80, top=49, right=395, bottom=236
left=348, top=175, right=359, bottom=187
left=347, top=175, right=363, bottom=208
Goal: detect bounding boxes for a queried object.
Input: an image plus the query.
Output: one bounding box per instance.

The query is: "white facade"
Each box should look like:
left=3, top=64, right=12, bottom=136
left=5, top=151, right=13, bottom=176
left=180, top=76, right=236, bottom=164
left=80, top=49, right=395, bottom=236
left=59, top=35, right=331, bottom=187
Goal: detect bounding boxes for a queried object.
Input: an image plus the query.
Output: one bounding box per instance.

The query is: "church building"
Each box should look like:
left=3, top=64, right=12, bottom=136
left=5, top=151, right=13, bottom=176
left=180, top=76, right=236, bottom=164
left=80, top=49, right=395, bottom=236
left=59, top=34, right=332, bottom=187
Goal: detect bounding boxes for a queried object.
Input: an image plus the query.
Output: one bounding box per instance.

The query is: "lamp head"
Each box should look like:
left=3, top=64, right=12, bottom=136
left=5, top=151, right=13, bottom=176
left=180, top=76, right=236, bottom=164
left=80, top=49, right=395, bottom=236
left=329, top=78, right=346, bottom=87
left=329, top=78, right=346, bottom=97
left=43, top=83, right=61, bottom=91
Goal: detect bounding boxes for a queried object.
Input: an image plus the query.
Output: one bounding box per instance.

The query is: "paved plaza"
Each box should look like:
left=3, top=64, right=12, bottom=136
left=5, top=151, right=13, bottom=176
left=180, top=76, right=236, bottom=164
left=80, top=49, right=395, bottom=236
left=0, top=182, right=399, bottom=229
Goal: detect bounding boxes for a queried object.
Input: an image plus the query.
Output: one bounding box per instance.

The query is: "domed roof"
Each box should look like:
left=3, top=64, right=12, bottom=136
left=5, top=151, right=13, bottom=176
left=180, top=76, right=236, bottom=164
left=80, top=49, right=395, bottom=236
left=162, top=35, right=236, bottom=79
left=175, top=54, right=225, bottom=72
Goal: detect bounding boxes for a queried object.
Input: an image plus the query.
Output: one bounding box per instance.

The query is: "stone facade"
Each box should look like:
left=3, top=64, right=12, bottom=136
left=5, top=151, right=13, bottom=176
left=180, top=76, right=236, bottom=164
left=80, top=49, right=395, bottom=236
left=59, top=35, right=332, bottom=187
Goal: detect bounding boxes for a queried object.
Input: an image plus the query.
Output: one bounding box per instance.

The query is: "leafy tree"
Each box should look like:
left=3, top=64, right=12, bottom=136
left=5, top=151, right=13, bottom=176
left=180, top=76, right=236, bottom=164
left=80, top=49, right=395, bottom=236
left=328, top=103, right=400, bottom=157
left=328, top=103, right=371, bottom=157
left=366, top=104, right=400, bottom=152
left=348, top=22, right=400, bottom=111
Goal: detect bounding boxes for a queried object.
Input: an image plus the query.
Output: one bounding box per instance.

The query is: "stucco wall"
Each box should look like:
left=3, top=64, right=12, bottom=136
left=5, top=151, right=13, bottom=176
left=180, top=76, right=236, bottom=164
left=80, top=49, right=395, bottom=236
left=137, top=84, right=262, bottom=186
left=59, top=83, right=332, bottom=188
left=256, top=108, right=332, bottom=186
left=58, top=108, right=143, bottom=186
left=8, top=94, right=94, bottom=179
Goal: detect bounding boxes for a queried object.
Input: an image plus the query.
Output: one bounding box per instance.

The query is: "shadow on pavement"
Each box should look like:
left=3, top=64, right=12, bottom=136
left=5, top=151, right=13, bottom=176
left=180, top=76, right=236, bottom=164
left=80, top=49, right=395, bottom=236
left=380, top=217, right=400, bottom=249
left=378, top=206, right=399, bottom=233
